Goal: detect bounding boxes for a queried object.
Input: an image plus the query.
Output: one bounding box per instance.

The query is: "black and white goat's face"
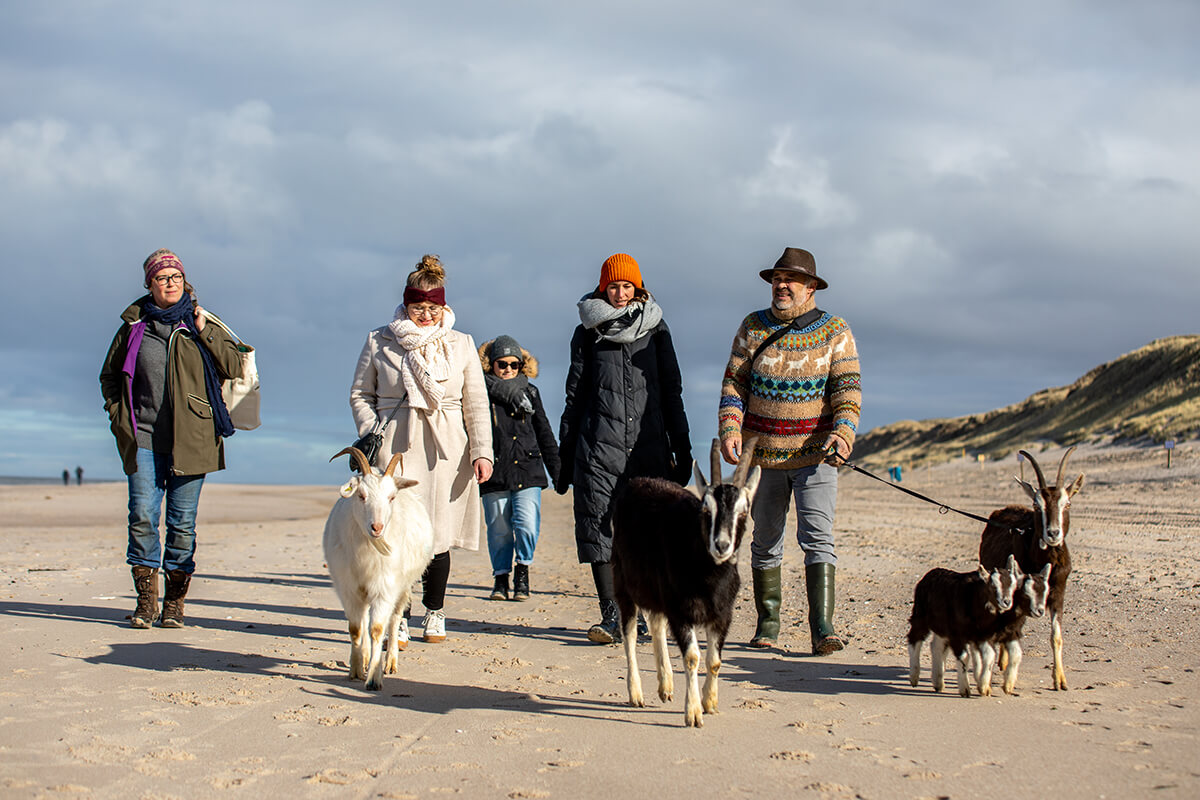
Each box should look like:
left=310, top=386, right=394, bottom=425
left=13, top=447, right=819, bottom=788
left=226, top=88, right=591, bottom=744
left=1017, top=448, right=1085, bottom=549
left=693, top=442, right=762, bottom=565
left=1020, top=563, right=1053, bottom=618
left=979, top=555, right=1020, bottom=614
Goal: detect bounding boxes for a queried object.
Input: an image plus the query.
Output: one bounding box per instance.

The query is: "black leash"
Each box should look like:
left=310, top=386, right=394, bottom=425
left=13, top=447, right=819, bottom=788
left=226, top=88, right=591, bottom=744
left=828, top=451, right=1024, bottom=532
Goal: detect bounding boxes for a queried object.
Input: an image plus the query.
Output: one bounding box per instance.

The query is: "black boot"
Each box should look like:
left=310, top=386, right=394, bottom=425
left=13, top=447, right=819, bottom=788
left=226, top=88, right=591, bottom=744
left=490, top=574, right=510, bottom=601
left=749, top=567, right=782, bottom=647
left=131, top=566, right=158, bottom=629
left=160, top=569, right=191, bottom=628
left=513, top=564, right=530, bottom=601
left=806, top=563, right=845, bottom=655
left=587, top=599, right=622, bottom=644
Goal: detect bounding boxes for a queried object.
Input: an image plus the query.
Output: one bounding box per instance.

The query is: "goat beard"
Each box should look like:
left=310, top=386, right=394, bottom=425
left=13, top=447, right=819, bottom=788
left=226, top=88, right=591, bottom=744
left=368, top=536, right=393, bottom=556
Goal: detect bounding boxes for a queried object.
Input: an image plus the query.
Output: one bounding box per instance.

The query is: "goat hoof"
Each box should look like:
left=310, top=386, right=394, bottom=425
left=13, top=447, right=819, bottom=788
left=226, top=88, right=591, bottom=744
left=658, top=690, right=673, bottom=703
left=685, top=711, right=703, bottom=728
left=366, top=679, right=383, bottom=691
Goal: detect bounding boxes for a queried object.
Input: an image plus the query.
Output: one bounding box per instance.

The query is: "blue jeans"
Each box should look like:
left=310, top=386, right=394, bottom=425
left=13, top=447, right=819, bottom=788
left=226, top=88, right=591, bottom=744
left=749, top=463, right=839, bottom=570
left=482, top=487, right=542, bottom=576
left=126, top=448, right=205, bottom=574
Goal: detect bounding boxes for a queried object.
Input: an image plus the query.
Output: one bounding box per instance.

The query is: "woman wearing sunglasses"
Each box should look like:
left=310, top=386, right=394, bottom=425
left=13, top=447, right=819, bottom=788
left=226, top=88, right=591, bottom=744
left=477, top=336, right=561, bottom=601
left=557, top=253, right=692, bottom=644
left=349, top=254, right=493, bottom=645
left=100, top=248, right=249, bottom=629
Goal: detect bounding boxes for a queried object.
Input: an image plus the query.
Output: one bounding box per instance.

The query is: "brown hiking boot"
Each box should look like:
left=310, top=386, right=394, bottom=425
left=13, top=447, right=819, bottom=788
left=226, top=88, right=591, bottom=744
left=160, top=570, right=192, bottom=628
left=131, top=566, right=158, bottom=629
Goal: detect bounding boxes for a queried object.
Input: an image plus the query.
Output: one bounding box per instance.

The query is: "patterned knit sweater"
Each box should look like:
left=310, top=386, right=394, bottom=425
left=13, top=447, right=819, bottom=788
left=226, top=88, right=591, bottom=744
left=719, top=303, right=861, bottom=469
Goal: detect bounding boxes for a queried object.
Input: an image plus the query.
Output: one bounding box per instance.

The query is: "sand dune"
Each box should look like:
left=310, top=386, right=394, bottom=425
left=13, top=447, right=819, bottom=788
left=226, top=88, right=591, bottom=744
left=1, top=442, right=1197, bottom=798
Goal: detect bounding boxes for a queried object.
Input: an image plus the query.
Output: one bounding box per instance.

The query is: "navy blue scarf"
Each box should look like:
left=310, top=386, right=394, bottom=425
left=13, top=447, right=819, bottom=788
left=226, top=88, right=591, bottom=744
left=142, top=293, right=235, bottom=438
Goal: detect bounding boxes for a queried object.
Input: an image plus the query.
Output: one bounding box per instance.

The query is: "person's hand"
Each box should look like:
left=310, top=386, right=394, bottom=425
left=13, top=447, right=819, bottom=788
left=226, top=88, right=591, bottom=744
left=193, top=305, right=207, bottom=333
left=671, top=448, right=693, bottom=486
left=824, top=434, right=850, bottom=464
left=553, top=469, right=571, bottom=495
left=473, top=458, right=493, bottom=484
left=720, top=435, right=742, bottom=466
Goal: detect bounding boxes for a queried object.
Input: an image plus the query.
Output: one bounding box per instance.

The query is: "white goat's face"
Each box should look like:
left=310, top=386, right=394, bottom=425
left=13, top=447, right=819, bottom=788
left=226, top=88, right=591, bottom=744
left=340, top=473, right=408, bottom=539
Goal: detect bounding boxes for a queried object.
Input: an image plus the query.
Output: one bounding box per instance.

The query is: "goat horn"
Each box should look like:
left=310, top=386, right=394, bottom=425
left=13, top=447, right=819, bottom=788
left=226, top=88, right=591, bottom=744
left=709, top=439, right=723, bottom=486
left=1019, top=449, right=1047, bottom=491
left=1055, top=446, right=1076, bottom=487
left=329, top=446, right=374, bottom=475
left=382, top=453, right=403, bottom=478
left=731, top=435, right=758, bottom=487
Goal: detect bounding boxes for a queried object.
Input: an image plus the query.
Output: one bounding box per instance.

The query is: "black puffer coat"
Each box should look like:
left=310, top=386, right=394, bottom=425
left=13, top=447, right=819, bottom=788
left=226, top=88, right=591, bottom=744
left=558, top=319, right=691, bottom=563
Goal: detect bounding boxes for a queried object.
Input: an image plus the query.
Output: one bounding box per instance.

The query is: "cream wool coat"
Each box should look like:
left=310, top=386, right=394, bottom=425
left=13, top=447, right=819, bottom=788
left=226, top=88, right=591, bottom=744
left=350, top=325, right=493, bottom=552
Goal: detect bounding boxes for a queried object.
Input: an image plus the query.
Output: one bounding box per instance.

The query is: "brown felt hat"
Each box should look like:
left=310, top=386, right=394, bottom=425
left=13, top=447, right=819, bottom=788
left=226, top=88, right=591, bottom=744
left=758, top=247, right=827, bottom=290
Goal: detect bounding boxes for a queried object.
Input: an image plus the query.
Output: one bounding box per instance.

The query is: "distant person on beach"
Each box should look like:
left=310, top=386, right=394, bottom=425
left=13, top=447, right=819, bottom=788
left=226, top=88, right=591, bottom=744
left=350, top=254, right=493, bottom=645
left=718, top=247, right=861, bottom=655
left=556, top=253, right=692, bottom=644
left=75, top=466, right=83, bottom=485
left=477, top=335, right=560, bottom=601
left=62, top=469, right=70, bottom=486
left=99, top=248, right=249, bottom=629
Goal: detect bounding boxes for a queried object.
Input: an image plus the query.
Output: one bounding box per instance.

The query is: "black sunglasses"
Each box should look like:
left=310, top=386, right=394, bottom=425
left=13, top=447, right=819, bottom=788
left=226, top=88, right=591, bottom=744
left=495, top=359, right=523, bottom=370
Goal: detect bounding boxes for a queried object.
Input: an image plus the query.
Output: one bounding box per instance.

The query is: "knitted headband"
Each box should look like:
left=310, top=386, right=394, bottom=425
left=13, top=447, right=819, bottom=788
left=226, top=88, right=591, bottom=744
left=404, top=286, right=446, bottom=306
left=598, top=253, right=643, bottom=291
left=143, top=250, right=185, bottom=288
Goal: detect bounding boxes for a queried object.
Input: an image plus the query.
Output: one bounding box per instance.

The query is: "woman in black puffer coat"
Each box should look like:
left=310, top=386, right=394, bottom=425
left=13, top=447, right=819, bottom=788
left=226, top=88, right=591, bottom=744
left=557, top=253, right=692, bottom=644
left=478, top=335, right=560, bottom=602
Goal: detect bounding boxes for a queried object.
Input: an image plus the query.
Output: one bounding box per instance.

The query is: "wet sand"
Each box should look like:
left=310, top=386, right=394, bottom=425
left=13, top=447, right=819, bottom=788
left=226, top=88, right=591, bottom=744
left=1, top=442, right=1197, bottom=798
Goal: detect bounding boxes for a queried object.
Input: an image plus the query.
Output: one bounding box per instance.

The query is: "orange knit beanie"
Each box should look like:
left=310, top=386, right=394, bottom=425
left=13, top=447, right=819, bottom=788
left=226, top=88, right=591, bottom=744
left=598, top=253, right=643, bottom=291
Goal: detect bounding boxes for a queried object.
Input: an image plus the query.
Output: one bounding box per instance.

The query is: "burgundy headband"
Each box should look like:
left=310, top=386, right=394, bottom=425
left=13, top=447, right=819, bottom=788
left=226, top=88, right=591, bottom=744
left=404, top=286, right=446, bottom=306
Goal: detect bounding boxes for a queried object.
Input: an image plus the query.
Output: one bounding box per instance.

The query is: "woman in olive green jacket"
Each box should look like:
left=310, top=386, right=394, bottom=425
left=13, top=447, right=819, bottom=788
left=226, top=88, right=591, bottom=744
left=99, top=249, right=246, bottom=629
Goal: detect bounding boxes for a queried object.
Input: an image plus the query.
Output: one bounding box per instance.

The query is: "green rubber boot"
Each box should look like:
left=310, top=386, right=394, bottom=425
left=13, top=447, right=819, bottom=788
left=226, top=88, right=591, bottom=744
left=749, top=567, right=782, bottom=648
left=806, top=563, right=846, bottom=655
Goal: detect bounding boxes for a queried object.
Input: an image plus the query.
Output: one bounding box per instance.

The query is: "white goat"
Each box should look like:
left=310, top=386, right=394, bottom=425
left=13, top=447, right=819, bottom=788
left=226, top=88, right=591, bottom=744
left=323, top=447, right=434, bottom=691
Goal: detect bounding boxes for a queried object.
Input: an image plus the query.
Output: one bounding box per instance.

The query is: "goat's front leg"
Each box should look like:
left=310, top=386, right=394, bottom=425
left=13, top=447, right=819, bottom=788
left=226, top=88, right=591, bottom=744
left=907, top=635, right=926, bottom=687
left=974, top=641, right=996, bottom=697
left=1002, top=639, right=1023, bottom=695
left=365, top=601, right=389, bottom=691
left=930, top=635, right=947, bottom=693
left=649, top=613, right=673, bottom=702
left=1051, top=613, right=1068, bottom=690
left=701, top=629, right=723, bottom=715
left=347, top=603, right=369, bottom=681
left=678, top=627, right=703, bottom=728
left=623, top=609, right=644, bottom=708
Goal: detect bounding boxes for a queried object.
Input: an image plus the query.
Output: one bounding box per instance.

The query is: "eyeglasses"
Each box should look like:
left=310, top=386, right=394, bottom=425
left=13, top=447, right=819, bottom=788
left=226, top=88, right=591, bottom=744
left=408, top=305, right=443, bottom=319
left=153, top=273, right=185, bottom=287
left=495, top=359, right=522, bottom=371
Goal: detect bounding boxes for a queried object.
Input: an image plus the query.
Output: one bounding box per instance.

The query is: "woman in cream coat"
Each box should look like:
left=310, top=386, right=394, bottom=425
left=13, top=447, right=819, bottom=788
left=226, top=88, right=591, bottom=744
left=350, top=254, right=493, bottom=644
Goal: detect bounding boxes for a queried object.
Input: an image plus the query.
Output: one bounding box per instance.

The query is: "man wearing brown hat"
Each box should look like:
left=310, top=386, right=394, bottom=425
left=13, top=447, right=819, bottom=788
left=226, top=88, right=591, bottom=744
left=718, top=247, right=861, bottom=654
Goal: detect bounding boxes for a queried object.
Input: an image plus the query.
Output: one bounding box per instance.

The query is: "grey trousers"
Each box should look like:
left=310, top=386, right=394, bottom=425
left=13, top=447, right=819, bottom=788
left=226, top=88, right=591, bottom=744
left=749, top=462, right=839, bottom=570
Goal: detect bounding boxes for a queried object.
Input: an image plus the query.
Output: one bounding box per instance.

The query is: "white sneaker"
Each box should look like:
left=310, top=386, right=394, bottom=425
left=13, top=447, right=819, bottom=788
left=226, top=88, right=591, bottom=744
left=422, top=610, right=446, bottom=643
left=396, top=617, right=410, bottom=650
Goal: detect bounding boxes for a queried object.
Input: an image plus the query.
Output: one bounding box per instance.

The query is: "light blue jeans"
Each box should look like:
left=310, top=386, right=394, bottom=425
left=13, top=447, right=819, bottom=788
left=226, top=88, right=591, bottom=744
left=126, top=448, right=205, bottom=574
left=749, top=462, right=839, bottom=570
left=482, top=487, right=542, bottom=576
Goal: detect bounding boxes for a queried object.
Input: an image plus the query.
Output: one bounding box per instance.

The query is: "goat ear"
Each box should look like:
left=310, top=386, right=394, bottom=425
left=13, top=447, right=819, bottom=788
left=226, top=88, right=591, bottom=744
left=1068, top=474, right=1085, bottom=496
left=1040, top=563, right=1052, bottom=579
left=1014, top=477, right=1038, bottom=501
left=393, top=477, right=419, bottom=490
left=692, top=460, right=708, bottom=492
left=340, top=478, right=359, bottom=498
left=1007, top=554, right=1024, bottom=579
left=977, top=564, right=989, bottom=580
left=686, top=484, right=705, bottom=500
left=743, top=465, right=761, bottom=499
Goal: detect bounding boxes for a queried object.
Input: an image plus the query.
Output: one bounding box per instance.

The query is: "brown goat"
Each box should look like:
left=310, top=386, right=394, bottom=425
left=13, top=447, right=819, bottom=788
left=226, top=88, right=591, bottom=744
left=979, top=447, right=1084, bottom=690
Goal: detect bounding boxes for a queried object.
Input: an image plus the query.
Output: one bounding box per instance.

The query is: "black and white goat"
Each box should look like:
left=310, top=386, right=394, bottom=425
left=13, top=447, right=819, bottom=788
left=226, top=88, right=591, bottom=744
left=611, top=438, right=760, bottom=728
left=323, top=447, right=434, bottom=691
left=907, top=557, right=1020, bottom=697
left=974, top=563, right=1052, bottom=696
left=979, top=447, right=1083, bottom=690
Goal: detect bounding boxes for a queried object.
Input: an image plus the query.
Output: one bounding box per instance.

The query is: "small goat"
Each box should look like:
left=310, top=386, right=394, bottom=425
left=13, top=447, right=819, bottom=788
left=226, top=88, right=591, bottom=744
left=979, top=447, right=1083, bottom=690
left=612, top=438, right=760, bottom=728
left=323, top=447, right=434, bottom=691
left=974, top=563, right=1052, bottom=695
left=907, top=558, right=1020, bottom=697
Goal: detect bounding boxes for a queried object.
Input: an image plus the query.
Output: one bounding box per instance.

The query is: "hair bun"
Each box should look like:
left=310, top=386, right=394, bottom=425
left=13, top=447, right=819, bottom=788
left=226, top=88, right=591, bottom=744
left=416, top=254, right=445, bottom=282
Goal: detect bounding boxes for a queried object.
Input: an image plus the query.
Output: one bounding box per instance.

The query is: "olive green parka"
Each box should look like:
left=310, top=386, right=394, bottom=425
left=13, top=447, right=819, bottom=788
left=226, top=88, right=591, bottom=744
left=99, top=298, right=245, bottom=477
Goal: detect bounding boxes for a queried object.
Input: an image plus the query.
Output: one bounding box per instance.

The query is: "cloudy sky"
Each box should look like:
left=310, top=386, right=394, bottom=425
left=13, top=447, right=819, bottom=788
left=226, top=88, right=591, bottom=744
left=2, top=2, right=1197, bottom=485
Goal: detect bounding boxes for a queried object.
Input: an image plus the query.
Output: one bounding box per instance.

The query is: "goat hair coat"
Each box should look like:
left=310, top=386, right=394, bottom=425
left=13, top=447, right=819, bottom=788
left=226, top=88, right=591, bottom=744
left=558, top=316, right=691, bottom=564
left=350, top=325, right=493, bottom=553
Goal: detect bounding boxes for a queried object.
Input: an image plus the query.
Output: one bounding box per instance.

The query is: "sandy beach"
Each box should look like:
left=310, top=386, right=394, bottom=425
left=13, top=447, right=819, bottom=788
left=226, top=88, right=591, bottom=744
left=1, top=442, right=1197, bottom=799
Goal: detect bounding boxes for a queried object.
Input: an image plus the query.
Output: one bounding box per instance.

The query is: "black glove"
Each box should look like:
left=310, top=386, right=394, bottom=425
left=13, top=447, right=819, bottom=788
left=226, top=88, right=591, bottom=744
left=553, top=468, right=571, bottom=495
left=670, top=449, right=693, bottom=486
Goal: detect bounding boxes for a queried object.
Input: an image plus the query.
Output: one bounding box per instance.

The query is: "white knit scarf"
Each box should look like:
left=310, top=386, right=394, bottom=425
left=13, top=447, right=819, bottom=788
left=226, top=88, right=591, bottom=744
left=577, top=294, right=664, bottom=343
left=387, top=305, right=456, bottom=411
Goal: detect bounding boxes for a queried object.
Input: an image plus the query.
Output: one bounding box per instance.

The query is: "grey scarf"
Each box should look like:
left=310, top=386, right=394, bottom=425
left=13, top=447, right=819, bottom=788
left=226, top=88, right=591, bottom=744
left=577, top=294, right=664, bottom=344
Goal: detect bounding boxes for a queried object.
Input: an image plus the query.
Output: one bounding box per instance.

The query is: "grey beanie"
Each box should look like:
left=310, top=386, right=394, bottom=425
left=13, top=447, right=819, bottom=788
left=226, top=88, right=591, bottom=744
left=489, top=335, right=522, bottom=361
